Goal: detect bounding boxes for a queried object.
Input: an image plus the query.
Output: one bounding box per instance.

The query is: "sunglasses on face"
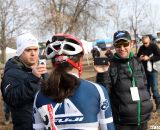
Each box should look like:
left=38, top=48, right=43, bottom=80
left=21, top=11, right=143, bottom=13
left=114, top=42, right=130, bottom=48
left=143, top=42, right=148, bottom=45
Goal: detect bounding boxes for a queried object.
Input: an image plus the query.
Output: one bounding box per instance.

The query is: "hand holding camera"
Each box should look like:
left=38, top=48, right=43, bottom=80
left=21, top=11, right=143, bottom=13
left=94, top=57, right=109, bottom=65
left=91, top=47, right=111, bottom=65
left=31, top=57, right=48, bottom=78
left=91, top=47, right=112, bottom=73
left=39, top=59, right=46, bottom=66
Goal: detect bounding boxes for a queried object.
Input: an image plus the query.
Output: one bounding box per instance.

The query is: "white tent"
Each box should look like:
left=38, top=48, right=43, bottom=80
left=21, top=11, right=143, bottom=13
left=80, top=39, right=94, bottom=65
left=6, top=47, right=16, bottom=53
left=80, top=39, right=93, bottom=54
left=0, top=47, right=17, bottom=61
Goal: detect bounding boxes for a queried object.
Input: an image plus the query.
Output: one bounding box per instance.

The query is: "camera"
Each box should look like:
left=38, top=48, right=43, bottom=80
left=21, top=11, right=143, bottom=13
left=91, top=47, right=112, bottom=65
left=94, top=57, right=109, bottom=65
left=39, top=59, right=46, bottom=66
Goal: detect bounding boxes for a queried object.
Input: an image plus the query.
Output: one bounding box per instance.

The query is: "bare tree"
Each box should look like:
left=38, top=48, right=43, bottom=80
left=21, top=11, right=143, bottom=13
left=0, top=0, right=33, bottom=63
left=127, top=0, right=148, bottom=53
left=75, top=12, right=95, bottom=40
left=107, top=0, right=124, bottom=30
left=145, top=4, right=159, bottom=34
left=34, top=0, right=111, bottom=40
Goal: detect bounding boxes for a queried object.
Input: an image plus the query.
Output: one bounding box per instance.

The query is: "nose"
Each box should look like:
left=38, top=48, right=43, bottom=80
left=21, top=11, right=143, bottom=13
left=119, top=45, right=125, bottom=50
left=31, top=49, right=37, bottom=55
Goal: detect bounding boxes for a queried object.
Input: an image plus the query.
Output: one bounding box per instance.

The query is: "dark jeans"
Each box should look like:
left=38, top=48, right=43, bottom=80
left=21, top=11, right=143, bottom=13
left=146, top=70, right=160, bottom=103
left=115, top=122, right=147, bottom=130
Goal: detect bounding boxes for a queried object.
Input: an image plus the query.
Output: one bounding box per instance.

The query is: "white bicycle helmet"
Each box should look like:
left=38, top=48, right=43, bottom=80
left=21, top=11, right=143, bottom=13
left=46, top=34, right=84, bottom=59
left=46, top=34, right=84, bottom=77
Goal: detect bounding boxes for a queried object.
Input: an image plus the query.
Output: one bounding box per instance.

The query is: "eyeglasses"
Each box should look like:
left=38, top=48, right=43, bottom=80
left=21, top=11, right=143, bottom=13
left=143, top=42, right=148, bottom=45
left=114, top=42, right=129, bottom=48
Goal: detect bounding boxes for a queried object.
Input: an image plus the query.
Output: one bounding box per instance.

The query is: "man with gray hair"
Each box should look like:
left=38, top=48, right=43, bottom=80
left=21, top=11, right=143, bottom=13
left=1, top=32, right=48, bottom=130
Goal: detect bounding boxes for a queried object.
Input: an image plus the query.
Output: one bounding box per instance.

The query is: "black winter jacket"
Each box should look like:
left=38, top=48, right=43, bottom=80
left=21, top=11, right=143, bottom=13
left=96, top=52, right=153, bottom=125
left=137, top=43, right=160, bottom=73
left=1, top=56, right=41, bottom=130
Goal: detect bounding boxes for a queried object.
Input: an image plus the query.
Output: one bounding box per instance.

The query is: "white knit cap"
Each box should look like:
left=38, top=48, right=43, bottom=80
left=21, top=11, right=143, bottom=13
left=16, top=33, right=39, bottom=56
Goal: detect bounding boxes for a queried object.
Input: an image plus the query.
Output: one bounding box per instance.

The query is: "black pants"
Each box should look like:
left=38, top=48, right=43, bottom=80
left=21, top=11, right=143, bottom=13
left=115, top=122, right=147, bottom=130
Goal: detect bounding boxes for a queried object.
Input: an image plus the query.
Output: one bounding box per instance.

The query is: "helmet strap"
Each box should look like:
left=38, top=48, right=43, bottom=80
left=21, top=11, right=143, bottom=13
left=53, top=55, right=83, bottom=77
left=67, top=58, right=82, bottom=77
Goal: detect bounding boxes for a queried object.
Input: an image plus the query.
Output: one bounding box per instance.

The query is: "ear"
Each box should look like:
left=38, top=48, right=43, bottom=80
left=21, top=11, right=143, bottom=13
left=130, top=40, right=134, bottom=48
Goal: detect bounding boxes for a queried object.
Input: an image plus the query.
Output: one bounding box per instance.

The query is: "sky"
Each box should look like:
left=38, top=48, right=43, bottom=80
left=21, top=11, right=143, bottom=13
left=150, top=0, right=160, bottom=7
left=16, top=0, right=160, bottom=41
left=149, top=0, right=160, bottom=17
left=96, top=0, right=160, bottom=40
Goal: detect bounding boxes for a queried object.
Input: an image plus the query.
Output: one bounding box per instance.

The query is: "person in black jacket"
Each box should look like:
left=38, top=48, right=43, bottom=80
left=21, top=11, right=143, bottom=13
left=94, top=30, right=153, bottom=130
left=1, top=33, right=48, bottom=130
left=137, top=35, right=160, bottom=111
left=1, top=69, right=11, bottom=125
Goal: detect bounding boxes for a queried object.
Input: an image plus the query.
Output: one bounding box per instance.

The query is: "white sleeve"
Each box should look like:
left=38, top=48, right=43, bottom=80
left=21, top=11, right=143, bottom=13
left=33, top=92, right=45, bottom=130
left=89, top=82, right=115, bottom=130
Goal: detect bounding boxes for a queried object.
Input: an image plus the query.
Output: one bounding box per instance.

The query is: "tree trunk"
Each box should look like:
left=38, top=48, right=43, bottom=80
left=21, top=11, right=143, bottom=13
left=0, top=47, right=6, bottom=64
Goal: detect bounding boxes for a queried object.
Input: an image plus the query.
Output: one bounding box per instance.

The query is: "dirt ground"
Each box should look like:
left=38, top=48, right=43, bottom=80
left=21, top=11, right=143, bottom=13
left=0, top=58, right=160, bottom=130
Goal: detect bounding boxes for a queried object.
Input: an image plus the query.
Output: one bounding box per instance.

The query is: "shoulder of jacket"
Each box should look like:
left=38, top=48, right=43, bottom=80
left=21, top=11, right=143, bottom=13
left=110, top=60, right=118, bottom=66
left=87, top=81, right=106, bottom=100
left=81, top=79, right=101, bottom=90
left=132, top=56, right=141, bottom=63
left=110, top=60, right=121, bottom=71
left=152, top=43, right=159, bottom=48
left=5, top=67, right=25, bottom=75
